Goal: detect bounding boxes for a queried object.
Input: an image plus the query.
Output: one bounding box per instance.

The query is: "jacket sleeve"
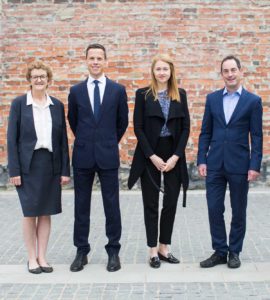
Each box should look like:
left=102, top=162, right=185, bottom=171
left=117, top=86, right=129, bottom=142
left=249, top=97, right=263, bottom=172
left=174, top=90, right=190, bottom=157
left=197, top=95, right=213, bottom=165
left=7, top=99, right=21, bottom=177
left=133, top=89, right=154, bottom=158
left=67, top=88, right=78, bottom=136
left=60, top=103, right=70, bottom=176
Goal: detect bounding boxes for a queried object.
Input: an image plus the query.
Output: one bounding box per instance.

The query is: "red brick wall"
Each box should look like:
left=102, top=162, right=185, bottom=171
left=1, top=0, right=270, bottom=167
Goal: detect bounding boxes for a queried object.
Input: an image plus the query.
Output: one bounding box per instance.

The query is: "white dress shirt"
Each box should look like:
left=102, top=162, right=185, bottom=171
left=27, top=91, right=53, bottom=152
left=223, top=86, right=242, bottom=124
left=87, top=74, right=106, bottom=113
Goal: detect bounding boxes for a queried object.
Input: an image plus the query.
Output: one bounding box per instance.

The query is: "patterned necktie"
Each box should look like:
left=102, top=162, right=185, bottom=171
left=93, top=80, right=100, bottom=121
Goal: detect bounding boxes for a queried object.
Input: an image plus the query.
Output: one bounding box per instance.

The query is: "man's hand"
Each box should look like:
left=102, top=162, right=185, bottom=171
left=61, top=176, right=70, bottom=185
left=163, top=155, right=179, bottom=172
left=10, top=176, right=21, bottom=186
left=198, top=164, right=207, bottom=177
left=150, top=154, right=166, bottom=171
left=248, top=170, right=260, bottom=181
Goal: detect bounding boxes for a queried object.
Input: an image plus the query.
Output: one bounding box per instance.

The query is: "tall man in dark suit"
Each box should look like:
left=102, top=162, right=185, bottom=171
left=68, top=44, right=128, bottom=272
left=197, top=55, right=263, bottom=269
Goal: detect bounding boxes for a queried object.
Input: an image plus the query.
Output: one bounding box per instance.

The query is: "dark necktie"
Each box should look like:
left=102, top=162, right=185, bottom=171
left=93, top=80, right=100, bottom=121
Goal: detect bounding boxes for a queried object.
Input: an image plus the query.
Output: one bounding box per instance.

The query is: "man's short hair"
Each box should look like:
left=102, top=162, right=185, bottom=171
left=86, top=43, right=107, bottom=59
left=221, top=55, right=241, bottom=72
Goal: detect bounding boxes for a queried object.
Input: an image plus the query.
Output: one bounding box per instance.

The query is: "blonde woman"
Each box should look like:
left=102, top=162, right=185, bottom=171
left=7, top=61, right=70, bottom=274
left=128, top=54, right=190, bottom=268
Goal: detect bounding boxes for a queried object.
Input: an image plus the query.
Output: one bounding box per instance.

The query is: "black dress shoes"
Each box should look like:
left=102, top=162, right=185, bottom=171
left=27, top=262, right=42, bottom=274
left=107, top=254, right=121, bottom=272
left=149, top=256, right=161, bottom=268
left=158, top=252, right=180, bottom=264
left=200, top=252, right=227, bottom=268
left=228, top=252, right=241, bottom=268
left=70, top=254, right=88, bottom=272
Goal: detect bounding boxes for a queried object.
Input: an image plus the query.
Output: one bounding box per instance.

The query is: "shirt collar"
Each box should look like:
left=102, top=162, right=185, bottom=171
left=223, top=86, right=242, bottom=96
left=88, top=74, right=106, bottom=85
left=26, top=91, right=54, bottom=107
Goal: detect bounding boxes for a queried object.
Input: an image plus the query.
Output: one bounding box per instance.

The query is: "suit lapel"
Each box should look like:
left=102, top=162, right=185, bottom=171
left=145, top=92, right=164, bottom=119
left=217, top=89, right=227, bottom=126
left=167, top=99, right=184, bottom=121
left=49, top=101, right=57, bottom=145
left=24, top=98, right=37, bottom=140
left=81, top=79, right=96, bottom=121
left=97, top=77, right=113, bottom=123
left=227, top=88, right=247, bottom=125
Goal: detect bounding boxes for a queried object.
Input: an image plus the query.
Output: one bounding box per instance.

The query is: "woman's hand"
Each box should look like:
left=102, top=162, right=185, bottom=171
left=150, top=154, right=166, bottom=171
left=61, top=176, right=70, bottom=185
left=10, top=176, right=21, bottom=186
left=163, top=155, right=179, bottom=172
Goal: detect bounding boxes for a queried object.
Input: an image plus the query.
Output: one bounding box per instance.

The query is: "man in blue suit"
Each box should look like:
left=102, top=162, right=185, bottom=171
left=197, top=55, right=263, bottom=268
left=68, top=44, right=128, bottom=272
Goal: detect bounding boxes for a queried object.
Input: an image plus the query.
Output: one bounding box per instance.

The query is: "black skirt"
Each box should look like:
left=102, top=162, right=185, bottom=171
left=16, top=149, right=62, bottom=217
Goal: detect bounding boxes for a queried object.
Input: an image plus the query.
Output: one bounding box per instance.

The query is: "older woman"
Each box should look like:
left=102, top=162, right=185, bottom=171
left=7, top=61, right=70, bottom=274
left=128, top=54, right=190, bottom=268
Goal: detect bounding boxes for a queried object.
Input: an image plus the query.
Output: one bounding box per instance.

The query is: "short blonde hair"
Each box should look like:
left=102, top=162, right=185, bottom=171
left=147, top=54, right=180, bottom=102
left=26, top=61, right=53, bottom=82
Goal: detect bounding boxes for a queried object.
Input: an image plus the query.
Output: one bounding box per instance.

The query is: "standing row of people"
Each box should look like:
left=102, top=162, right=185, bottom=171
left=7, top=44, right=263, bottom=274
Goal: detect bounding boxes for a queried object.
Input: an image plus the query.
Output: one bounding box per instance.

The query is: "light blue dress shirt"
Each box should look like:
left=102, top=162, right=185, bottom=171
left=223, top=86, right=242, bottom=124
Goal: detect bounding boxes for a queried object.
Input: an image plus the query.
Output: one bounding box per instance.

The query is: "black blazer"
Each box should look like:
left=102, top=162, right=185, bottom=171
left=128, top=87, right=190, bottom=206
left=7, top=94, right=70, bottom=177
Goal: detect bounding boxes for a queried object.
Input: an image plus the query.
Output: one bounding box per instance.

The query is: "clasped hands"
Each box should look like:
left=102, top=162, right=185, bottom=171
left=150, top=154, right=179, bottom=172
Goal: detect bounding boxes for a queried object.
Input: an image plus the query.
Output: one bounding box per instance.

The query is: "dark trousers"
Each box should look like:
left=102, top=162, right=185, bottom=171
left=73, top=166, right=121, bottom=257
left=206, top=169, right=249, bottom=256
left=140, top=137, right=181, bottom=248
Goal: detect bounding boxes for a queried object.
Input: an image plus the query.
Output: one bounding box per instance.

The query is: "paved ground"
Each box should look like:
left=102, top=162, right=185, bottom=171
left=0, top=190, right=270, bottom=299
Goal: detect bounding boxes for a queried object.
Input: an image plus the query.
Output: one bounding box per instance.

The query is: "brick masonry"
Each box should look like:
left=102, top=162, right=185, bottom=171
left=1, top=0, right=270, bottom=188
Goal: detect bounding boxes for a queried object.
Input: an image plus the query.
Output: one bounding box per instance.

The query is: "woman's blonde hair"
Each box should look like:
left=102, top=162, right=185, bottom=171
left=146, top=54, right=180, bottom=102
left=26, top=61, right=53, bottom=83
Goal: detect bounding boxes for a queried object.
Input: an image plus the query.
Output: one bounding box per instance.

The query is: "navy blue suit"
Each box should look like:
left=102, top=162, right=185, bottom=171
left=197, top=87, right=262, bottom=255
left=68, top=78, right=128, bottom=256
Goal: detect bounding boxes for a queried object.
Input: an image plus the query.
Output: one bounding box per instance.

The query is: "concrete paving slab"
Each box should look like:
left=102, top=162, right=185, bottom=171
left=1, top=190, right=270, bottom=299
left=1, top=263, right=270, bottom=284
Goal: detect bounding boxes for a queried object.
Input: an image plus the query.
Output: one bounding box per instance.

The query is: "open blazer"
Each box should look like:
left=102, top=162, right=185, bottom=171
left=197, top=87, right=263, bottom=173
left=128, top=87, right=190, bottom=206
left=7, top=94, right=70, bottom=177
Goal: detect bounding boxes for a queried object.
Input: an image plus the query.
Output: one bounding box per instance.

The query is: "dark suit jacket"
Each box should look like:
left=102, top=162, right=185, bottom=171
left=7, top=94, right=70, bottom=177
left=128, top=87, right=190, bottom=205
left=67, top=78, right=129, bottom=169
left=197, top=87, right=263, bottom=173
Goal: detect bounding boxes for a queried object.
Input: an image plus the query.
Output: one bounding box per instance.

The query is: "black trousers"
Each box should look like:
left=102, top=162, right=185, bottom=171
left=140, top=136, right=181, bottom=247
